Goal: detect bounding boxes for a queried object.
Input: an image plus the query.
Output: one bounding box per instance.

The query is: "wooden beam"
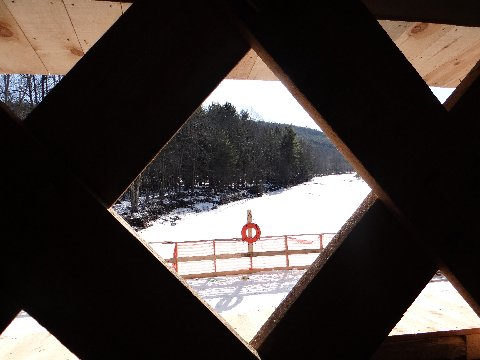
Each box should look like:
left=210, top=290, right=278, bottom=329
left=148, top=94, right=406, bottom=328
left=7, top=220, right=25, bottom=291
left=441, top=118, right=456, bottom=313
left=25, top=0, right=249, bottom=207
left=372, top=329, right=480, bottom=360
left=0, top=103, right=30, bottom=335
left=0, top=109, right=258, bottom=358
left=103, top=0, right=480, bottom=26
left=226, top=0, right=480, bottom=357
left=251, top=195, right=437, bottom=358
left=433, top=63, right=480, bottom=316
left=362, top=0, right=480, bottom=26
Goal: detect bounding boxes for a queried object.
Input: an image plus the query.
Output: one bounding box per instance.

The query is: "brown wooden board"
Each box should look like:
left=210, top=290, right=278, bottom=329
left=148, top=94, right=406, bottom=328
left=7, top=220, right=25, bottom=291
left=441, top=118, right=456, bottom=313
left=226, top=0, right=480, bottom=357
left=373, top=335, right=466, bottom=360
left=0, top=105, right=258, bottom=358
left=224, top=0, right=480, bottom=356
left=24, top=0, right=249, bottom=207
left=363, top=0, right=480, bottom=26
left=0, top=103, right=33, bottom=334
left=435, top=64, right=480, bottom=316
left=371, top=329, right=480, bottom=360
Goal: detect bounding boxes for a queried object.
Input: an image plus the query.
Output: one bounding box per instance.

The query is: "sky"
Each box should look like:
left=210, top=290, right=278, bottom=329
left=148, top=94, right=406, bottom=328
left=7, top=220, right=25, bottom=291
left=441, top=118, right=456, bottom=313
left=203, top=80, right=455, bottom=130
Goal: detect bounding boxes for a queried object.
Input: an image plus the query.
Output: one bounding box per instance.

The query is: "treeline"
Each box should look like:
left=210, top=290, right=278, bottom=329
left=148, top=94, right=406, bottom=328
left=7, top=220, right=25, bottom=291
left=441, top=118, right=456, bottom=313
left=292, top=125, right=352, bottom=175
left=0, top=74, right=63, bottom=119
left=127, top=102, right=351, bottom=211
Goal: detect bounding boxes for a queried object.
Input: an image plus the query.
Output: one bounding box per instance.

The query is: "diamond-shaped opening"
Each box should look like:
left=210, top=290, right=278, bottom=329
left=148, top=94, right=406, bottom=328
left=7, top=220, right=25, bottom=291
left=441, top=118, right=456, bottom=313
left=0, top=310, right=78, bottom=359
left=390, top=271, right=480, bottom=336
left=111, top=50, right=374, bottom=341
left=378, top=20, right=480, bottom=89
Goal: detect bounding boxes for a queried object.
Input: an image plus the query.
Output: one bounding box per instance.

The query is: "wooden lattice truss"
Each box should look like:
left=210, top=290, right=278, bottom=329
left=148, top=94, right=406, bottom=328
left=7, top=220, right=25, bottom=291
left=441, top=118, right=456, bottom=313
left=2, top=1, right=480, bottom=358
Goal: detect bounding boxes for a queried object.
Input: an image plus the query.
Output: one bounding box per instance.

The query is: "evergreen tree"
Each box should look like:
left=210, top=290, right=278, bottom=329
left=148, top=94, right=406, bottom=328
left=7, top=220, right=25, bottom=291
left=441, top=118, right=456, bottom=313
left=278, top=126, right=302, bottom=185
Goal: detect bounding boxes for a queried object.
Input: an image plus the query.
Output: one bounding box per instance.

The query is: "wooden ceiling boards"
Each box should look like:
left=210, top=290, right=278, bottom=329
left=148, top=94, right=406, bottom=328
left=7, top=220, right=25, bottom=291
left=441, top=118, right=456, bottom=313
left=0, top=0, right=479, bottom=86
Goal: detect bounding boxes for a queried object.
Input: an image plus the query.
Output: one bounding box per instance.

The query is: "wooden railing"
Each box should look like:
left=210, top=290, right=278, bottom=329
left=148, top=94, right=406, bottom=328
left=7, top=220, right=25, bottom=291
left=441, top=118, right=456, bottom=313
left=148, top=233, right=335, bottom=279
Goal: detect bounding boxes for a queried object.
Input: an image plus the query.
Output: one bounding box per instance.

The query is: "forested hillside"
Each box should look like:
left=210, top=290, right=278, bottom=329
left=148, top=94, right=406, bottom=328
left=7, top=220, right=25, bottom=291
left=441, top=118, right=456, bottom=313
left=0, top=74, right=352, bottom=229
left=291, top=125, right=352, bottom=175
left=117, top=102, right=352, bottom=228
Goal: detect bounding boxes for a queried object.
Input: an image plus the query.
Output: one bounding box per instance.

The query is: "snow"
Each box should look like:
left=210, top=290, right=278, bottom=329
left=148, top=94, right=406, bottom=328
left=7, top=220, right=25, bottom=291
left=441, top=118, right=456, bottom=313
left=188, top=269, right=306, bottom=341
left=139, top=173, right=371, bottom=242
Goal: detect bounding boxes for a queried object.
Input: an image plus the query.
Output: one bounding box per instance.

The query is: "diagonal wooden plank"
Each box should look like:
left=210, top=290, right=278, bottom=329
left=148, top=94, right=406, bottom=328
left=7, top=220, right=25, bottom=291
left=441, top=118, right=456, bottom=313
left=224, top=0, right=480, bottom=357
left=24, top=0, right=249, bottom=207
left=1, top=108, right=258, bottom=358
left=250, top=195, right=437, bottom=358
left=118, top=0, right=480, bottom=26
left=226, top=0, right=450, bottom=219
left=432, top=62, right=480, bottom=315
left=0, top=102, right=31, bottom=335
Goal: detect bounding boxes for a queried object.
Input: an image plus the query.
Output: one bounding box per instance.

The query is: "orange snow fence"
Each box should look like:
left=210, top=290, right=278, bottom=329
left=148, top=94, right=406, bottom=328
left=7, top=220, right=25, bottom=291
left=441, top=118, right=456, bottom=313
left=149, top=233, right=335, bottom=279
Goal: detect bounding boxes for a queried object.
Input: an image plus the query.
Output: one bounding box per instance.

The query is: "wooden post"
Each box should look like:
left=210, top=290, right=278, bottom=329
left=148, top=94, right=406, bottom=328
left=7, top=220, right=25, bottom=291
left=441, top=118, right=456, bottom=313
left=319, top=234, right=324, bottom=251
left=213, top=240, right=217, bottom=274
left=285, top=235, right=290, bottom=268
left=173, top=243, right=178, bottom=272
left=247, top=210, right=253, bottom=271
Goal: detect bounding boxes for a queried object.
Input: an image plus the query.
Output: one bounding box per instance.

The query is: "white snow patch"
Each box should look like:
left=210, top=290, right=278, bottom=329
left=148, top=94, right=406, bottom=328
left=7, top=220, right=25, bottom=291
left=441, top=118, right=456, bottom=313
left=139, top=173, right=371, bottom=243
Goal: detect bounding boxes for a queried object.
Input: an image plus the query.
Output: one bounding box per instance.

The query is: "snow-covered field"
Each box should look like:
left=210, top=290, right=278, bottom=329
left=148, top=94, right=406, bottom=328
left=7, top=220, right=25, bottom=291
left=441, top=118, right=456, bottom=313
left=140, top=173, right=371, bottom=242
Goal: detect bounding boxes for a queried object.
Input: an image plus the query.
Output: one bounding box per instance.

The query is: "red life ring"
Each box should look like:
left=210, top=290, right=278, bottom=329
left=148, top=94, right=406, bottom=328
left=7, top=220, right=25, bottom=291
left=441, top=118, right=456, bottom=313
left=241, top=223, right=261, bottom=243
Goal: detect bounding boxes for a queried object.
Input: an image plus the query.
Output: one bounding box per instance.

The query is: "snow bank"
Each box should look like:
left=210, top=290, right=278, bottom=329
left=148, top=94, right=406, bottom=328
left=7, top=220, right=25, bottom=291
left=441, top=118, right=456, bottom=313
left=139, top=173, right=371, bottom=243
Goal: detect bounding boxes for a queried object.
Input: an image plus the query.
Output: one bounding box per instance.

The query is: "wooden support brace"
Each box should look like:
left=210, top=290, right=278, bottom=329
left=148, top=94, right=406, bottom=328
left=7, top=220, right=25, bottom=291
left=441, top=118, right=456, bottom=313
left=224, top=0, right=480, bottom=357
left=0, top=105, right=258, bottom=358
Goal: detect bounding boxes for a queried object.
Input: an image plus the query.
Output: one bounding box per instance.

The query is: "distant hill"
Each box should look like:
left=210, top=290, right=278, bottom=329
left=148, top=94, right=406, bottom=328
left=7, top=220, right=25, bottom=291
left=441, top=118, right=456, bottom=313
left=257, top=121, right=353, bottom=175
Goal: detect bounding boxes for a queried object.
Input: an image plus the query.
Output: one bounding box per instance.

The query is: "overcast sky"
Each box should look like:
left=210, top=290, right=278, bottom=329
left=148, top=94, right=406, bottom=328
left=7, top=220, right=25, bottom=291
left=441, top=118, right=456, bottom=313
left=203, top=80, right=455, bottom=130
